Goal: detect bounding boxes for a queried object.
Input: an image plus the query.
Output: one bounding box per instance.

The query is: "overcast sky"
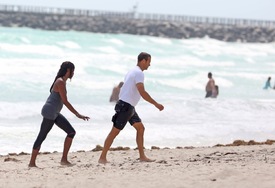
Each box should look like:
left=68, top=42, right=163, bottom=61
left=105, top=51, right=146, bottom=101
left=0, top=0, right=274, bottom=20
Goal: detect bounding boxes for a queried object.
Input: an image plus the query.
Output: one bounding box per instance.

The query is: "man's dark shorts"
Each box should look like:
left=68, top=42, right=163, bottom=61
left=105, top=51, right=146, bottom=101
left=205, top=91, right=212, bottom=98
left=112, top=100, right=141, bottom=130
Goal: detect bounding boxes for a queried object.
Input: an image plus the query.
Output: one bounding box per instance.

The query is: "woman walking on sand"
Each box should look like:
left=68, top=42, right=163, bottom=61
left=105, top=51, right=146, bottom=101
left=29, top=61, right=90, bottom=167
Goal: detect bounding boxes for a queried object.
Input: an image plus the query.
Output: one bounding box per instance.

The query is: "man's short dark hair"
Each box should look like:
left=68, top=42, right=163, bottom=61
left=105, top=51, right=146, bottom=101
left=138, top=52, right=151, bottom=62
left=208, top=72, right=212, bottom=78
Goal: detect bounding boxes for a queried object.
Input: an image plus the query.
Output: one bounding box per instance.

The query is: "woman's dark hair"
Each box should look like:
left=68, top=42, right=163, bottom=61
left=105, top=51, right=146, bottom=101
left=50, top=61, right=75, bottom=92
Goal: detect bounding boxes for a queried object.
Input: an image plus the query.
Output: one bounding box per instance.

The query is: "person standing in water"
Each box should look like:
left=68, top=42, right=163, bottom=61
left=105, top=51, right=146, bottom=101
left=263, top=77, right=271, bottom=89
left=205, top=72, right=215, bottom=98
left=98, top=52, right=164, bottom=164
left=29, top=61, right=90, bottom=167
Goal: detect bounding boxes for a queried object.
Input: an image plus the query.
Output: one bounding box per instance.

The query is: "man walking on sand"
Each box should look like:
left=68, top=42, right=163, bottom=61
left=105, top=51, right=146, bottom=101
left=98, top=52, right=164, bottom=164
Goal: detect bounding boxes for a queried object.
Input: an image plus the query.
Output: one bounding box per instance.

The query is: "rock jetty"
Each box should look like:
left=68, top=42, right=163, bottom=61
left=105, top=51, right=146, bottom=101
left=1, top=11, right=275, bottom=43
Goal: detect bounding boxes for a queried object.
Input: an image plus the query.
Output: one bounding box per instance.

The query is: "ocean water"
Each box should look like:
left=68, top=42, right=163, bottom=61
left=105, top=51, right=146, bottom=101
left=1, top=27, right=275, bottom=155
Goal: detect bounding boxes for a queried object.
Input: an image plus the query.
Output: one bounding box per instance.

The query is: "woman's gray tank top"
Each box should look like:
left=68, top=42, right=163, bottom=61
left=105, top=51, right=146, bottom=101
left=41, top=91, right=63, bottom=120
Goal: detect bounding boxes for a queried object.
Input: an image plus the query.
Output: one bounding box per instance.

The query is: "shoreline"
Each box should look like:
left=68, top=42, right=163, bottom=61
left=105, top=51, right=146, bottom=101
left=1, top=140, right=275, bottom=188
left=1, top=138, right=275, bottom=157
left=1, top=139, right=275, bottom=157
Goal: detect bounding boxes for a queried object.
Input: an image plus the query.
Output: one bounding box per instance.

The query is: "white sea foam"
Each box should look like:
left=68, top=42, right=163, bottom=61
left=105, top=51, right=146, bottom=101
left=148, top=37, right=172, bottom=45
left=108, top=38, right=125, bottom=46
left=57, top=41, right=81, bottom=49
left=0, top=43, right=64, bottom=56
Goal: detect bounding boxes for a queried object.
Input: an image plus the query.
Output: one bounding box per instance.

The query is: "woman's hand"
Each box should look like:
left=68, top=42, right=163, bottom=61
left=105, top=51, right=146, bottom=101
left=76, top=113, right=90, bottom=121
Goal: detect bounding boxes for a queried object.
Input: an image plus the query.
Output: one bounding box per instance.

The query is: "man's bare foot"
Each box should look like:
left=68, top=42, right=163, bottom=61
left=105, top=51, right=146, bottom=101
left=98, top=158, right=109, bottom=164
left=139, top=157, right=156, bottom=162
left=60, top=160, right=73, bottom=166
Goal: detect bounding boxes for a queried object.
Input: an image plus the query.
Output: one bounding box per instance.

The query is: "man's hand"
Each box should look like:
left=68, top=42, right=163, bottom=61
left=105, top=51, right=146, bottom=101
left=155, top=103, right=164, bottom=111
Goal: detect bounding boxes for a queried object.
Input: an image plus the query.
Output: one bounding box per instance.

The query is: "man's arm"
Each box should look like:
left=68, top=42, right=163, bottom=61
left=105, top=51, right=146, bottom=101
left=136, top=83, right=164, bottom=111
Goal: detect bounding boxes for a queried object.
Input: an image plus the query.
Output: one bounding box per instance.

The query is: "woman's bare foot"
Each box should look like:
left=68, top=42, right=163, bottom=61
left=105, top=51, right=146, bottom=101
left=28, top=163, right=37, bottom=168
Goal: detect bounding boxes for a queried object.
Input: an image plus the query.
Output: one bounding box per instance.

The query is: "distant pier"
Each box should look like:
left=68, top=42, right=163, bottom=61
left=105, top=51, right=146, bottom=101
left=1, top=4, right=275, bottom=42
left=0, top=4, right=274, bottom=27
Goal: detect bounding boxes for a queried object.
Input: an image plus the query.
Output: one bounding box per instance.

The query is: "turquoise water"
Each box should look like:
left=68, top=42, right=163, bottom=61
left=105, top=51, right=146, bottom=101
left=1, top=27, right=275, bottom=155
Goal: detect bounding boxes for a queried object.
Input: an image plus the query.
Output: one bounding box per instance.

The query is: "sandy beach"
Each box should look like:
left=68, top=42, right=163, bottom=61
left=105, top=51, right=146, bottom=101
left=1, top=141, right=275, bottom=188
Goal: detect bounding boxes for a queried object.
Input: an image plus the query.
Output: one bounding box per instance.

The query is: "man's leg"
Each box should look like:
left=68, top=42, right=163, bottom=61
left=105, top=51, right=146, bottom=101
left=132, top=122, right=155, bottom=162
left=98, top=126, right=120, bottom=164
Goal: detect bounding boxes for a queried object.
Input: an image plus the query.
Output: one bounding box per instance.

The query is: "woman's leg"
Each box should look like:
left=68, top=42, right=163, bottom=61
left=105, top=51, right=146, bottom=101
left=29, top=118, right=55, bottom=167
left=61, top=137, right=73, bottom=165
left=28, top=148, right=39, bottom=167
left=55, top=114, right=76, bottom=165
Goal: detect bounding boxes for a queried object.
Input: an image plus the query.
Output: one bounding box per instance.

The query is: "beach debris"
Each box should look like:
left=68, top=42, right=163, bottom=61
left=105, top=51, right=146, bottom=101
left=41, top=152, right=51, bottom=155
left=110, top=146, right=130, bottom=151
left=4, top=157, right=20, bottom=162
left=6, top=152, right=30, bottom=156
left=92, top=145, right=103, bottom=151
left=18, top=152, right=29, bottom=155
left=184, top=146, right=195, bottom=149
left=224, top=152, right=238, bottom=155
left=92, top=145, right=130, bottom=152
left=151, top=146, right=160, bottom=150
left=214, top=139, right=275, bottom=147
left=188, top=158, right=197, bottom=162
left=156, top=160, right=167, bottom=164
left=8, top=153, right=17, bottom=156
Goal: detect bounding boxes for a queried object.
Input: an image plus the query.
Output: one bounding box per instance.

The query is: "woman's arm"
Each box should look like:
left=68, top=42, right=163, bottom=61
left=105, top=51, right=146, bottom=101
left=56, top=79, right=90, bottom=121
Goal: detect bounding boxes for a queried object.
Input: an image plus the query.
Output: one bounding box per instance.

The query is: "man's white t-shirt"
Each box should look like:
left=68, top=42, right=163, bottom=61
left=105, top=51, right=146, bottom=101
left=119, top=66, right=144, bottom=106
